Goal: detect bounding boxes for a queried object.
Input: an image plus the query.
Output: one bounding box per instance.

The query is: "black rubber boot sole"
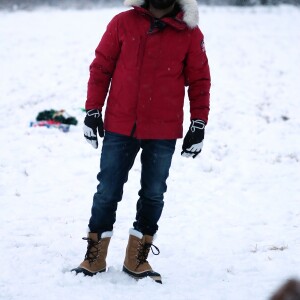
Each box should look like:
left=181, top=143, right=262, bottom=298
left=71, top=266, right=106, bottom=276
left=122, top=266, right=162, bottom=284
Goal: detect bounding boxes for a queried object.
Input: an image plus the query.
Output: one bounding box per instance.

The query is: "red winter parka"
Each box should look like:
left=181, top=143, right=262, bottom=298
left=85, top=0, right=211, bottom=139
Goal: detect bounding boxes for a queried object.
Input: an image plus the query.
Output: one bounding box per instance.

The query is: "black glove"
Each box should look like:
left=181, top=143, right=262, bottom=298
left=181, top=120, right=205, bottom=158
left=83, top=109, right=104, bottom=149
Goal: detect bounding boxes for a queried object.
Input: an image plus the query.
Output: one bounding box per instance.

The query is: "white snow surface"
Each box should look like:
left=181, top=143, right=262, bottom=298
left=0, top=5, right=300, bottom=300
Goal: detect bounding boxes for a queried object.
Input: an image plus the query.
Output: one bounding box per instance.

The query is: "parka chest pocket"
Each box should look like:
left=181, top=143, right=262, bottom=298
left=120, top=35, right=143, bottom=69
left=159, top=37, right=188, bottom=76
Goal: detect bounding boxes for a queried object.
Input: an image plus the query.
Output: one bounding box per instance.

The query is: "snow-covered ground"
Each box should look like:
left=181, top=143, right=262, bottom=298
left=0, top=4, right=300, bottom=300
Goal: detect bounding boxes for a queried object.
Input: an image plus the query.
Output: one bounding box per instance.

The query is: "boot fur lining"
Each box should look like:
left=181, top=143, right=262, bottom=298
left=129, top=228, right=143, bottom=239
left=101, top=231, right=113, bottom=239
left=129, top=228, right=157, bottom=240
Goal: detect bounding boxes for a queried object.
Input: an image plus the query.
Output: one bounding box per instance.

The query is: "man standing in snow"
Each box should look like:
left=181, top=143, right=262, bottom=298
left=72, top=0, right=210, bottom=283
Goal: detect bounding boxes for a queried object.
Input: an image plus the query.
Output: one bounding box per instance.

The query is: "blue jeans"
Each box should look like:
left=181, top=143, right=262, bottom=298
left=88, top=131, right=176, bottom=237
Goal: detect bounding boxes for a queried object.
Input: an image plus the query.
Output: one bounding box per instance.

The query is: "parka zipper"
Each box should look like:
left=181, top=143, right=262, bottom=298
left=130, top=123, right=137, bottom=137
left=131, top=17, right=165, bottom=138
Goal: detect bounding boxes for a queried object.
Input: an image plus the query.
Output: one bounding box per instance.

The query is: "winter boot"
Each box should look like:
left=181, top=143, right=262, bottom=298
left=72, top=231, right=112, bottom=276
left=123, top=229, right=162, bottom=283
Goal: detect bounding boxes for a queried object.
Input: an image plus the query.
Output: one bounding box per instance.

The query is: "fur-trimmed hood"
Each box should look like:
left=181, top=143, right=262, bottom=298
left=124, top=0, right=199, bottom=28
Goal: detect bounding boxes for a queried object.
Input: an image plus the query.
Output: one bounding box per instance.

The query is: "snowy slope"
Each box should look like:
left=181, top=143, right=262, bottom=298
left=0, top=5, right=300, bottom=300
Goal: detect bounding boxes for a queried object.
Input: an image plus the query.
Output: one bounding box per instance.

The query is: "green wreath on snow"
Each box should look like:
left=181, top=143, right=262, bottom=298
left=36, top=109, right=78, bottom=125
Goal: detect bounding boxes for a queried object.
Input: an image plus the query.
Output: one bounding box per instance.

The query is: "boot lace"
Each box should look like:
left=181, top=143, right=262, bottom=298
left=136, top=242, right=160, bottom=269
left=83, top=237, right=101, bottom=264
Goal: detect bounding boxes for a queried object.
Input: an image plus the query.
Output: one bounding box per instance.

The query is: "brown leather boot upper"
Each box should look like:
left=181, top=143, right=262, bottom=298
left=123, top=230, right=161, bottom=283
left=75, top=232, right=111, bottom=276
left=124, top=234, right=153, bottom=274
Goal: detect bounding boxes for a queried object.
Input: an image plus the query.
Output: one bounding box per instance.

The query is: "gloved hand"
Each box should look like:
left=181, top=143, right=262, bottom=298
left=181, top=119, right=206, bottom=158
left=83, top=109, right=104, bottom=149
